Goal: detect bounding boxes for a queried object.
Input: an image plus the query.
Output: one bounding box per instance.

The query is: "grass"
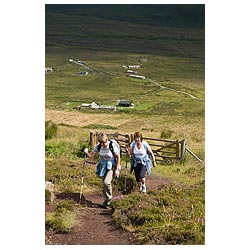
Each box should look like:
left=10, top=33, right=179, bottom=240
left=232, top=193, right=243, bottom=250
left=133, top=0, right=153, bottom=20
left=111, top=181, right=204, bottom=244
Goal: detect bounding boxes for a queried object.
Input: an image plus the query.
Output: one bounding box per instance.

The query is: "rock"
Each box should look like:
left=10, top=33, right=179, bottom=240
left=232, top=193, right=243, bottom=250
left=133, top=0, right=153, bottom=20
left=45, top=181, right=55, bottom=202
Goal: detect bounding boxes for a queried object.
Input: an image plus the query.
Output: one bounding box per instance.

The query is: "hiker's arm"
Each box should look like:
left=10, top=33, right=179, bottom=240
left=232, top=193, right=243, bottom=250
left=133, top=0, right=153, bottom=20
left=114, top=153, right=121, bottom=177
left=126, top=146, right=132, bottom=156
left=147, top=147, right=156, bottom=167
left=83, top=148, right=96, bottom=158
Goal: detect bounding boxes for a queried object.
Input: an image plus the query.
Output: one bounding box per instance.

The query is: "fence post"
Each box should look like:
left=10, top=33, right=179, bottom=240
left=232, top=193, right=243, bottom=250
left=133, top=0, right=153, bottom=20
left=125, top=133, right=130, bottom=146
left=180, top=139, right=186, bottom=163
left=175, top=140, right=179, bottom=160
left=130, top=134, right=133, bottom=143
left=95, top=131, right=99, bottom=145
left=90, top=131, right=95, bottom=148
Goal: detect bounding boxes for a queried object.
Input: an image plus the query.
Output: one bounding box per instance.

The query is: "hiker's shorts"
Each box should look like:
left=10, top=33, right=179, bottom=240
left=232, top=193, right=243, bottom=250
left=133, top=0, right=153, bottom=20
left=133, top=163, right=147, bottom=182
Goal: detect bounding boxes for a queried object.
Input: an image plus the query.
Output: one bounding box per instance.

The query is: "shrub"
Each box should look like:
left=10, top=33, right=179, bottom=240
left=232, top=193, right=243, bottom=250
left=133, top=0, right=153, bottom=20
left=45, top=120, right=57, bottom=140
left=46, top=200, right=76, bottom=233
left=45, top=143, right=66, bottom=156
left=45, top=189, right=52, bottom=203
left=76, top=143, right=89, bottom=158
left=160, top=129, right=174, bottom=139
left=83, top=123, right=117, bottom=130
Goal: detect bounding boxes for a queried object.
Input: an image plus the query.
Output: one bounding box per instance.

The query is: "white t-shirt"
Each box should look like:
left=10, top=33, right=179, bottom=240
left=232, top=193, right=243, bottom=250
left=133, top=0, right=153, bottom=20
left=93, top=141, right=119, bottom=161
left=131, top=141, right=149, bottom=159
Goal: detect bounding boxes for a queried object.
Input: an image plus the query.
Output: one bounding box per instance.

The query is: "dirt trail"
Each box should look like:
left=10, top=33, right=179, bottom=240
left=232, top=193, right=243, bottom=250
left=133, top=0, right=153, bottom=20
left=46, top=192, right=139, bottom=245
left=45, top=175, right=170, bottom=245
left=147, top=78, right=204, bottom=100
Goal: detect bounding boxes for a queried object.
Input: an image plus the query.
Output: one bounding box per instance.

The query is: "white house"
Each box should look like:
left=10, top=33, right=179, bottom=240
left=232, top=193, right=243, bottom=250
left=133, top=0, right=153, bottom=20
left=90, top=102, right=99, bottom=109
left=81, top=102, right=99, bottom=109
left=127, top=70, right=137, bottom=74
left=45, top=67, right=53, bottom=74
left=129, top=74, right=145, bottom=80
left=81, top=103, right=90, bottom=107
left=128, top=65, right=141, bottom=69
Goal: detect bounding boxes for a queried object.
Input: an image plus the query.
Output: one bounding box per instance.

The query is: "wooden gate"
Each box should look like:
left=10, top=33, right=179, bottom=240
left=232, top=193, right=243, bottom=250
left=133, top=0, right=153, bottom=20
left=89, top=131, right=186, bottom=163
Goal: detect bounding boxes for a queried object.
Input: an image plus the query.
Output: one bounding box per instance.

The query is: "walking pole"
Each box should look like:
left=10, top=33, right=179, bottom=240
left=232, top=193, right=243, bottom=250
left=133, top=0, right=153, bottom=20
left=124, top=150, right=128, bottom=193
left=79, top=153, right=86, bottom=201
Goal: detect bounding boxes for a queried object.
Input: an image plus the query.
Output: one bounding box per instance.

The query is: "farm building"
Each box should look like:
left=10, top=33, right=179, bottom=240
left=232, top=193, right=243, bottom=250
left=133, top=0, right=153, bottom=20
left=99, top=105, right=116, bottom=110
left=81, top=102, right=99, bottom=109
left=45, top=67, right=53, bottom=74
left=90, top=102, right=99, bottom=108
left=80, top=102, right=115, bottom=110
left=118, top=100, right=132, bottom=107
left=81, top=103, right=90, bottom=107
left=122, top=65, right=141, bottom=69
left=79, top=71, right=88, bottom=76
left=126, top=70, right=137, bottom=74
left=77, top=60, right=86, bottom=65
left=128, top=65, right=141, bottom=69
left=128, top=74, right=146, bottom=80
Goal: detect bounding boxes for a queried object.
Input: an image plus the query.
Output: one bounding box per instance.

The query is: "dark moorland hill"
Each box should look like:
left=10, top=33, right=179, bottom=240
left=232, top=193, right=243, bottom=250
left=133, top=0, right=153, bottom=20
left=45, top=4, right=205, bottom=28
left=45, top=4, right=205, bottom=57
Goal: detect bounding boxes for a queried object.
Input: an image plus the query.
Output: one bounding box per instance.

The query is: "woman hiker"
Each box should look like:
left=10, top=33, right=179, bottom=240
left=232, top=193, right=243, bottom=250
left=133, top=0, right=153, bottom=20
left=84, top=133, right=121, bottom=208
left=126, top=131, right=156, bottom=193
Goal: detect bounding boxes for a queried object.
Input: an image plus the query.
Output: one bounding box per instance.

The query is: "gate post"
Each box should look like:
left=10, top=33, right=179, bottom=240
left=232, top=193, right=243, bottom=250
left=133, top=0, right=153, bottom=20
left=95, top=131, right=99, bottom=145
left=125, top=133, right=130, bottom=146
left=175, top=140, right=179, bottom=160
left=90, top=131, right=95, bottom=148
left=180, top=139, right=186, bottom=163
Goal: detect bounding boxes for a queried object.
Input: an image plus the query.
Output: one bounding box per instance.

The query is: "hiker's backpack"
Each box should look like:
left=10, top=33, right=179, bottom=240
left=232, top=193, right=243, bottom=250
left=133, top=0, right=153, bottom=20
left=97, top=139, right=121, bottom=158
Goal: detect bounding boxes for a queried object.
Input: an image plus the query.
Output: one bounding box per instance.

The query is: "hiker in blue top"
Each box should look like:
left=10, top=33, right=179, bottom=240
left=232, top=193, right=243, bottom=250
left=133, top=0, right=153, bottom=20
left=127, top=132, right=156, bottom=193
left=84, top=133, right=121, bottom=208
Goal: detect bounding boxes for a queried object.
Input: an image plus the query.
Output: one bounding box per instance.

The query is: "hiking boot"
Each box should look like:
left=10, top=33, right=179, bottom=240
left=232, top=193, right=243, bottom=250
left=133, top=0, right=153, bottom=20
left=142, top=184, right=146, bottom=193
left=106, top=199, right=112, bottom=206
left=139, top=186, right=143, bottom=192
left=101, top=199, right=112, bottom=208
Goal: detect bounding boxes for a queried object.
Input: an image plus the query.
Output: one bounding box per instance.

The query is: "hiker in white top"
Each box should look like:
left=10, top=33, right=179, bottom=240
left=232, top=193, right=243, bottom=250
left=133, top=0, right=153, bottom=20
left=84, top=133, right=121, bottom=208
left=127, top=132, right=156, bottom=193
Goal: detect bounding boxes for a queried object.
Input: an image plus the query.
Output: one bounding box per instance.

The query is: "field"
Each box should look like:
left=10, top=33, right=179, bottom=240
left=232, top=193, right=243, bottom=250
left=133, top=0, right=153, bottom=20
left=45, top=5, right=205, bottom=245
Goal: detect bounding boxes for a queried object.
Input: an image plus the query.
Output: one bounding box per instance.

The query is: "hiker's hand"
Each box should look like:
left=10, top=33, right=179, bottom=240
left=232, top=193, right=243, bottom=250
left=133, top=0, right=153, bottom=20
left=126, top=146, right=130, bottom=154
left=153, top=161, right=157, bottom=167
left=114, top=168, right=119, bottom=177
left=84, top=148, right=88, bottom=154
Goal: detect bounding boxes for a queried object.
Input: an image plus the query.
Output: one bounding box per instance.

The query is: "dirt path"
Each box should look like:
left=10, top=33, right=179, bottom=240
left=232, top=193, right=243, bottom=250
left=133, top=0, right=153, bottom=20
left=147, top=78, right=204, bottom=100
left=45, top=175, right=170, bottom=245
left=46, top=192, right=139, bottom=245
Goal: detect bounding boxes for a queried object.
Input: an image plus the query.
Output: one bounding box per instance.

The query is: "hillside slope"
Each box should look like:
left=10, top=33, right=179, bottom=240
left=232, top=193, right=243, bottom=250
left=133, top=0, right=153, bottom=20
left=45, top=4, right=205, bottom=28
left=45, top=4, right=205, bottom=57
